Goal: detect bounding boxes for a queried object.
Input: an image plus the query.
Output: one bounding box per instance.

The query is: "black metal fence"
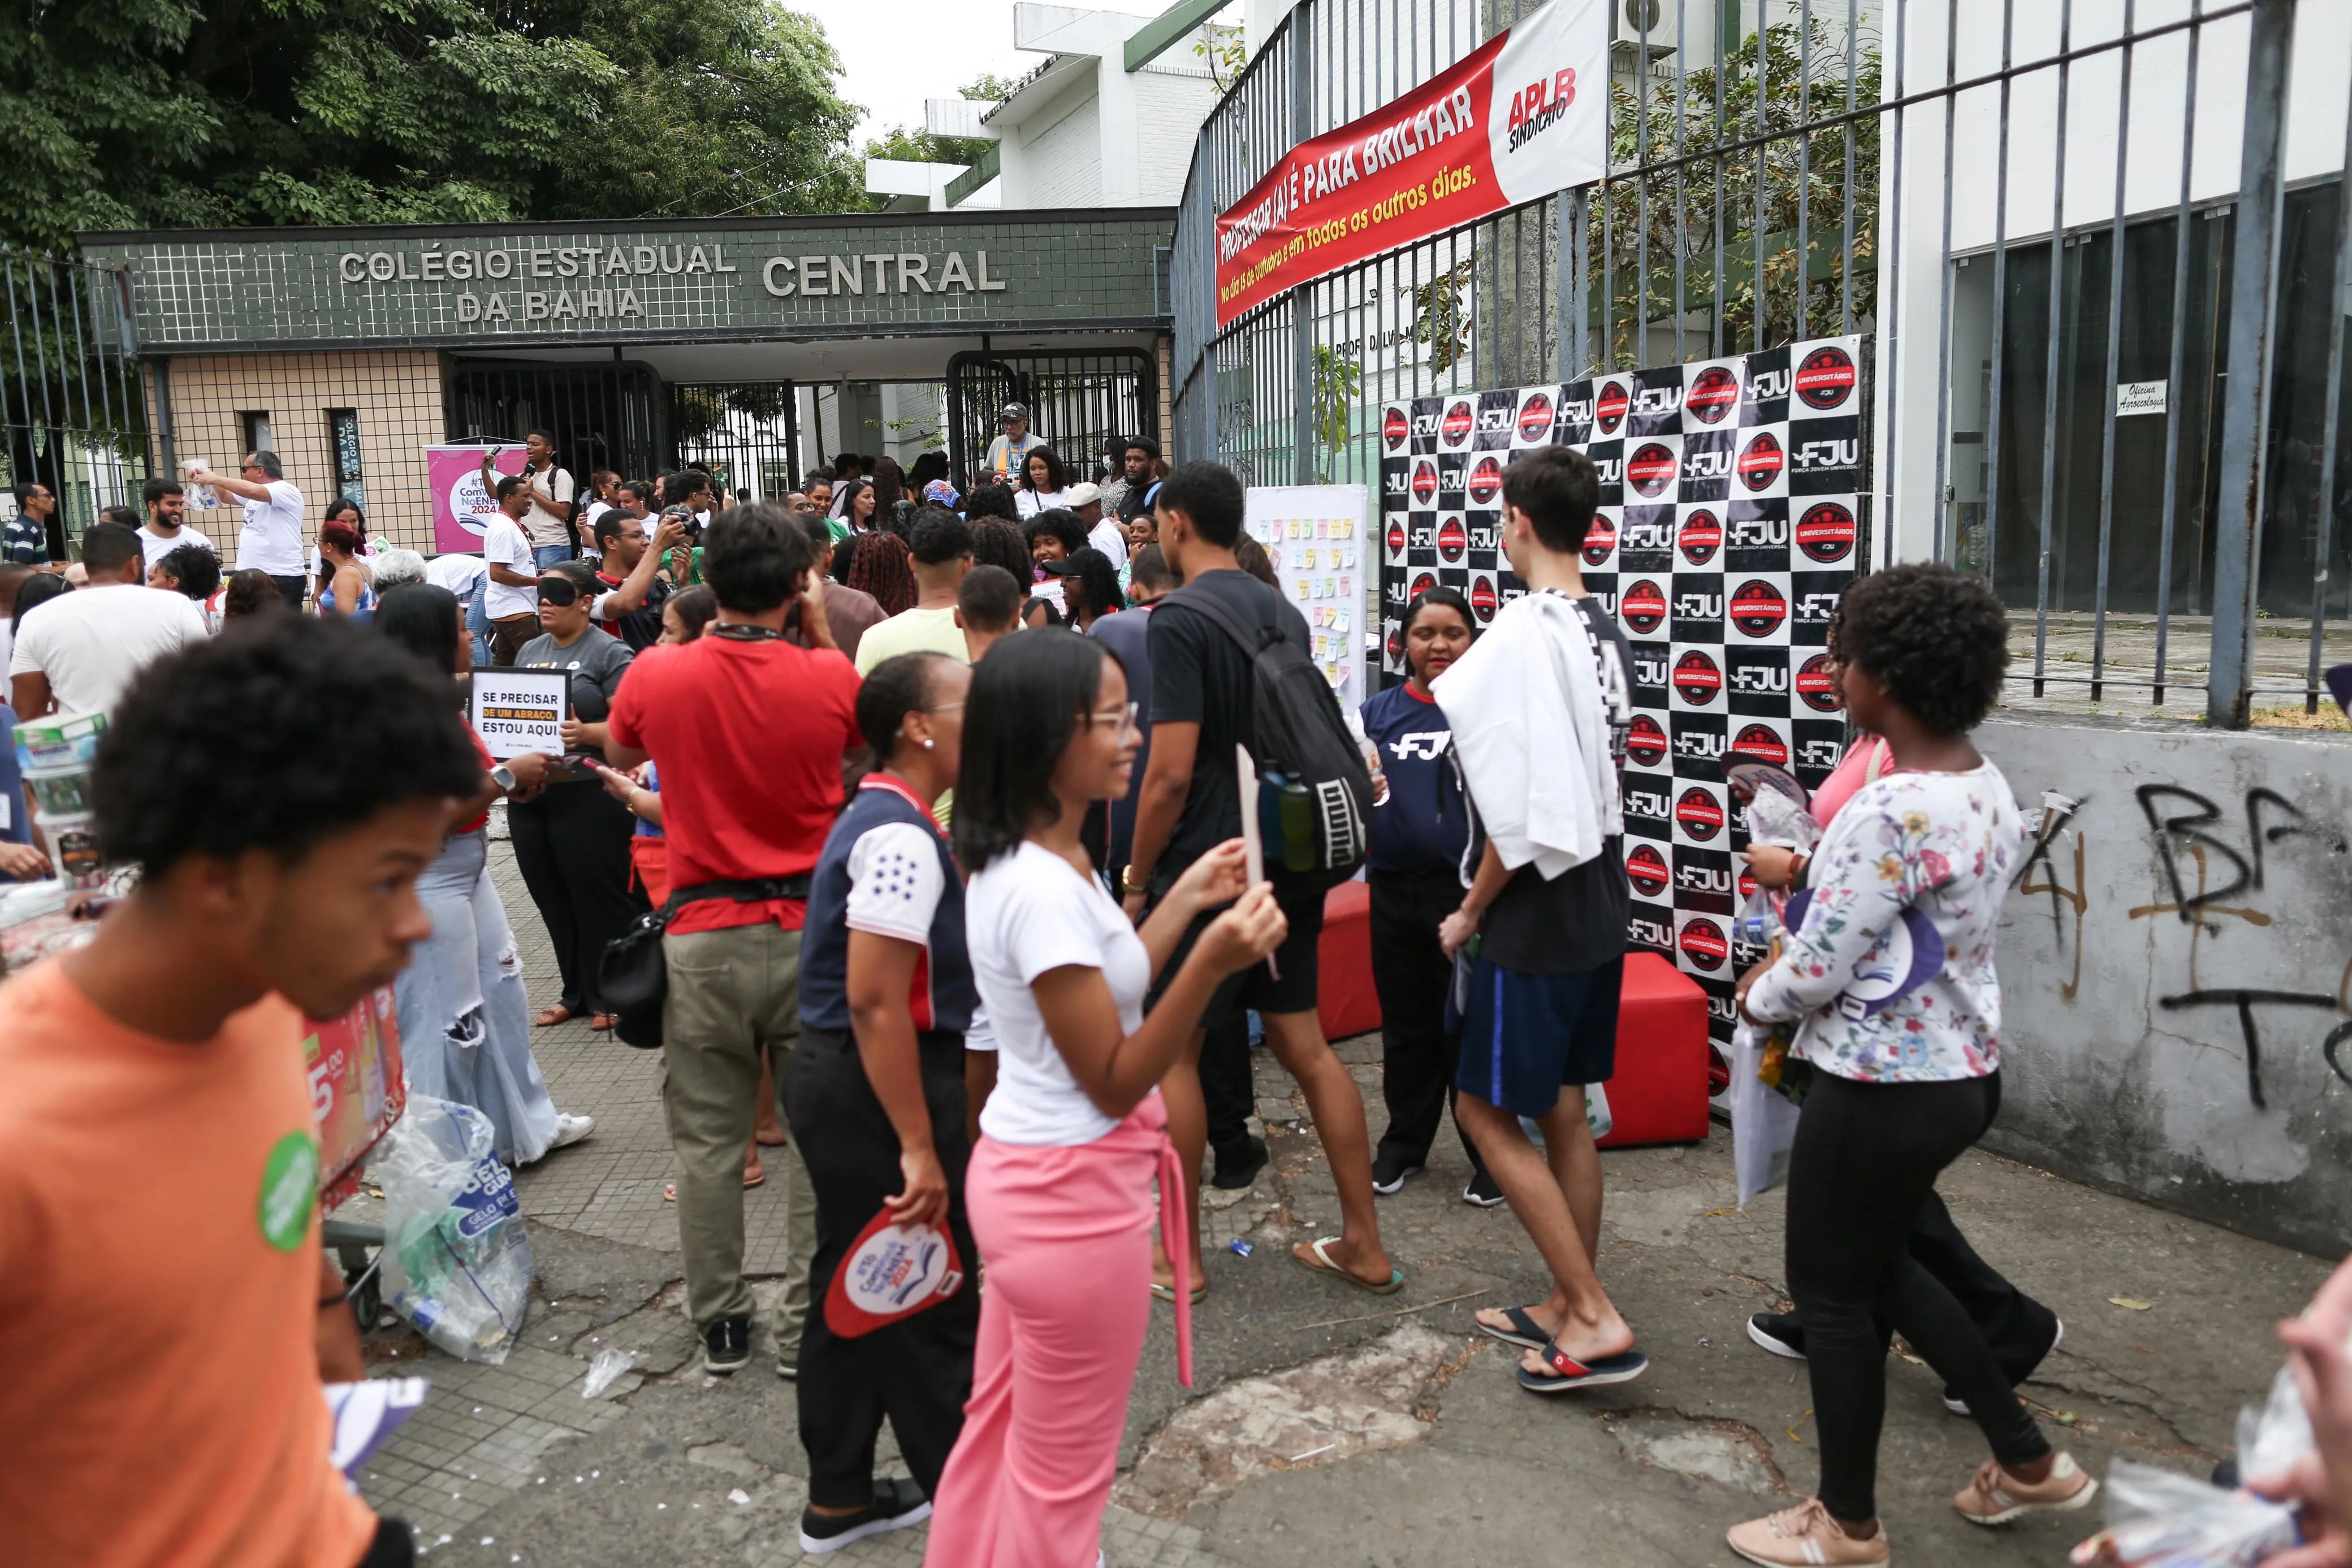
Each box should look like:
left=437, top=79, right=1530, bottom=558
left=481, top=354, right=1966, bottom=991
left=945, top=350, right=1158, bottom=489
left=1, top=249, right=150, bottom=554
left=1171, top=0, right=2350, bottom=727
left=443, top=359, right=664, bottom=483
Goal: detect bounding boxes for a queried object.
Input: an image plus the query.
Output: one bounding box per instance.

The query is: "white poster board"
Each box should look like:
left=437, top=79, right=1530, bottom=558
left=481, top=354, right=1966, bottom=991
left=470, top=670, right=569, bottom=760
left=1242, top=483, right=1372, bottom=710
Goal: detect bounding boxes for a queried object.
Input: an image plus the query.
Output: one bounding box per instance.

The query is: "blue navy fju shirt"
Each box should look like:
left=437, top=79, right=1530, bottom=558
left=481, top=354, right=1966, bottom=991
left=799, top=776, right=977, bottom=1035
left=1360, top=682, right=1471, bottom=878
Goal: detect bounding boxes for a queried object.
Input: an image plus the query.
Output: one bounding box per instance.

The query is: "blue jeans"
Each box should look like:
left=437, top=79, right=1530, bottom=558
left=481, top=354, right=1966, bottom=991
left=533, top=542, right=573, bottom=568
left=462, top=589, right=493, bottom=670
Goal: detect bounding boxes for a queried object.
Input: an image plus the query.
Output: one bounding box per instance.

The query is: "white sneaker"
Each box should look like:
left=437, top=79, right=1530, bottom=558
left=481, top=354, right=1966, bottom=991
left=548, top=1112, right=594, bottom=1151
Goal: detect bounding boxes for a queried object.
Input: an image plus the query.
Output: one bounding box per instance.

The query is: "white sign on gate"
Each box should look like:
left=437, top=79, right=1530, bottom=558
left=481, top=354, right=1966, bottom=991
left=1242, top=484, right=1373, bottom=710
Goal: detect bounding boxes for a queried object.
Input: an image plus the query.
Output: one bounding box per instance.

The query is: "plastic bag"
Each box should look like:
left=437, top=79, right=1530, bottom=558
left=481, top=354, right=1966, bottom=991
left=1732, top=1021, right=1801, bottom=1209
left=2067, top=1460, right=2298, bottom=1567
left=1744, top=788, right=1820, bottom=852
left=375, top=1094, right=533, bottom=1362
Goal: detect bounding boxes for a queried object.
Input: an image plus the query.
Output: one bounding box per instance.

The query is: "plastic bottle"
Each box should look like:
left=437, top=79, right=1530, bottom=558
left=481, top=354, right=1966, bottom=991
left=1277, top=777, right=1317, bottom=874
left=1732, top=885, right=1780, bottom=949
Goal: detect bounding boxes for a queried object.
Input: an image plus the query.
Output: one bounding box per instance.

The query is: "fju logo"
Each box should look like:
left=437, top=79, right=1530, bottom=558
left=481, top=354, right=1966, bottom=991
left=1581, top=514, right=1617, bottom=567
left=1382, top=406, right=1410, bottom=451
left=1796, top=500, right=1857, bottom=563
left=1675, top=787, right=1725, bottom=841
left=1677, top=509, right=1722, bottom=565
left=1627, top=713, right=1670, bottom=768
left=1728, top=579, right=1789, bottom=638
left=1516, top=391, right=1555, bottom=441
left=1732, top=724, right=1790, bottom=767
left=1436, top=516, right=1467, bottom=563
left=1627, top=443, right=1678, bottom=499
left=1441, top=399, right=1476, bottom=447
left=1467, top=456, right=1504, bottom=506
left=1672, top=649, right=1723, bottom=706
left=1411, top=461, right=1439, bottom=505
left=1795, top=344, right=1858, bottom=411
left=1620, top=578, right=1668, bottom=635
left=1685, top=364, right=1741, bottom=425
left=1736, top=431, right=1784, bottom=492
left=1678, top=916, right=1730, bottom=971
left=1625, top=844, right=1671, bottom=898
left=1796, top=652, right=1843, bottom=712
left=1595, top=380, right=1631, bottom=435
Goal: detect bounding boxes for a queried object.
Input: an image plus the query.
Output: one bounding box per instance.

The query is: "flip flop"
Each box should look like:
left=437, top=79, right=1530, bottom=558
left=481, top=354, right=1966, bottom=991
left=1516, top=1341, right=1649, bottom=1394
left=1150, top=1281, right=1209, bottom=1305
left=1477, top=1305, right=1555, bottom=1350
left=1294, top=1236, right=1405, bottom=1296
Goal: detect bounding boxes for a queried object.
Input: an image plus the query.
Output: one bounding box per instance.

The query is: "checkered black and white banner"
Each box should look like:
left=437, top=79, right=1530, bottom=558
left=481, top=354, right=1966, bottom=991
left=1377, top=336, right=1872, bottom=1101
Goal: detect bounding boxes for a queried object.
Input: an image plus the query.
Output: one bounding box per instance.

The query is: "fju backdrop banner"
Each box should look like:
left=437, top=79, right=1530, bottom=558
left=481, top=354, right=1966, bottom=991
left=1376, top=336, right=1872, bottom=1102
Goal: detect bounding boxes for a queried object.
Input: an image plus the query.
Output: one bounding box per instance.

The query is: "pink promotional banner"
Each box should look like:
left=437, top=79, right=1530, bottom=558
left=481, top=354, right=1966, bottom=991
left=427, top=443, right=524, bottom=554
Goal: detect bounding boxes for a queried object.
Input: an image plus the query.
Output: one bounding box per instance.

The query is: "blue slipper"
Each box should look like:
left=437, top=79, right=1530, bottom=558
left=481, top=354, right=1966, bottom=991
left=1516, top=1341, right=1649, bottom=1394
left=1477, top=1305, right=1553, bottom=1350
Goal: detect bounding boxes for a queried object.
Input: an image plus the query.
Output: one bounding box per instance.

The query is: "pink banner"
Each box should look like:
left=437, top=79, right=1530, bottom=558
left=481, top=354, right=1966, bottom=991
left=427, top=444, right=524, bottom=555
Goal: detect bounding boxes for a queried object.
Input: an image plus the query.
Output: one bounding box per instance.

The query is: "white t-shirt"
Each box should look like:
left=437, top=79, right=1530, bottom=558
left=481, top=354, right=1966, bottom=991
left=1014, top=488, right=1068, bottom=520
left=139, top=525, right=215, bottom=571
left=1085, top=518, right=1129, bottom=570
left=520, top=466, right=577, bottom=551
left=967, top=841, right=1149, bottom=1146
left=8, top=584, right=210, bottom=715
left=481, top=514, right=538, bottom=620
left=235, top=480, right=306, bottom=575
left=425, top=553, right=487, bottom=600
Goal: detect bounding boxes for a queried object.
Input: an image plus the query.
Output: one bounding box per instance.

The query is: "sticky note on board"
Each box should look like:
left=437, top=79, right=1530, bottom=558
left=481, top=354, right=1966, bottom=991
left=1344, top=545, right=1358, bottom=568
left=1325, top=577, right=1338, bottom=599
left=1341, top=575, right=1354, bottom=597
left=1295, top=579, right=1309, bottom=601
left=1337, top=609, right=1350, bottom=634
left=1290, top=519, right=1304, bottom=538
left=1304, top=548, right=1318, bottom=569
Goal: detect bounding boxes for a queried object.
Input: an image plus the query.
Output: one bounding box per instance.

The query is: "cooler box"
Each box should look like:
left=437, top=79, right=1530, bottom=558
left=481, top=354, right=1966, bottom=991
left=1317, top=880, right=1381, bottom=1041
left=1596, top=952, right=1712, bottom=1149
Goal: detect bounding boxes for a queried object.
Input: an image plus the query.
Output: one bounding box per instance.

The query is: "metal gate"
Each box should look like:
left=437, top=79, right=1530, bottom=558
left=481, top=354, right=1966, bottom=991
left=1, top=249, right=149, bottom=558
left=945, top=350, right=1157, bottom=490
left=668, top=382, right=800, bottom=500
left=443, top=359, right=663, bottom=483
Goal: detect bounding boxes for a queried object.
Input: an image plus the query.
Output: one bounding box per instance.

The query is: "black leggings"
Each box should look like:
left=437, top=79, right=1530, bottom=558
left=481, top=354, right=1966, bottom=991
left=1785, top=1069, right=2048, bottom=1521
left=508, top=782, right=646, bottom=1013
left=785, top=1027, right=979, bottom=1509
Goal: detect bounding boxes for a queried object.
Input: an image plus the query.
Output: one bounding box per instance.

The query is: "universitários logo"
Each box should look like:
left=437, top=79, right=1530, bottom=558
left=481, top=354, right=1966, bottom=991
left=1796, top=500, right=1857, bottom=564
left=1675, top=787, right=1725, bottom=841
left=1382, top=406, right=1410, bottom=451
left=1686, top=364, right=1740, bottom=425
left=1595, top=380, right=1631, bottom=435
left=1677, top=509, right=1722, bottom=566
left=1517, top=391, right=1555, bottom=441
left=1627, top=443, right=1677, bottom=499
left=1625, top=844, right=1670, bottom=898
left=1620, top=578, right=1668, bottom=635
left=1736, top=431, right=1784, bottom=492
left=1679, top=916, right=1729, bottom=970
left=1728, top=579, right=1789, bottom=638
left=1795, top=344, right=1858, bottom=411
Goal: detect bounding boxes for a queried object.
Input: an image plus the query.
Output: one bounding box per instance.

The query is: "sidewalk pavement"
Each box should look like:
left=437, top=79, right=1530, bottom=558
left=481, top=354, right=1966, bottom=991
left=349, top=839, right=2336, bottom=1565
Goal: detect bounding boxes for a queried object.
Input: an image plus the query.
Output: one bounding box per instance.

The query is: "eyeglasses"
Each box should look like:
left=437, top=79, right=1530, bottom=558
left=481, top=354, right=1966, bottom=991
left=924, top=701, right=966, bottom=715
left=1083, top=701, right=1140, bottom=737
left=537, top=579, right=582, bottom=606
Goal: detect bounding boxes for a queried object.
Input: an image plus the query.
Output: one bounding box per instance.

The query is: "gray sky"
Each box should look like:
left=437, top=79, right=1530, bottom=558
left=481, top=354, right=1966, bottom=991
left=807, top=2, right=1032, bottom=146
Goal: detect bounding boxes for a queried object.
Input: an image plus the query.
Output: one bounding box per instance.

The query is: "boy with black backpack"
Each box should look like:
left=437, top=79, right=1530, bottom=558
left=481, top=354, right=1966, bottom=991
left=1123, top=461, right=1400, bottom=1300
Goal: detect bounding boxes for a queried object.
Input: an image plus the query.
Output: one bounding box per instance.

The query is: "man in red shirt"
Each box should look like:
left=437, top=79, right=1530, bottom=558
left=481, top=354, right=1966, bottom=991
left=605, top=502, right=863, bottom=1375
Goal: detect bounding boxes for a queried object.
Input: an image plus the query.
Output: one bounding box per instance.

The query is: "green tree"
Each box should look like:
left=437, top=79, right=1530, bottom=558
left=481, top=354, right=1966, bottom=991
left=862, top=72, right=1015, bottom=177
left=0, top=0, right=870, bottom=252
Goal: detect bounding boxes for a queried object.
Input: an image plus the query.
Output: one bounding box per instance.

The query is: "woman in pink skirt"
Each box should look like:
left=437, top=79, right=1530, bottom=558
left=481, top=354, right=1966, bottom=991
left=932, top=628, right=1285, bottom=1567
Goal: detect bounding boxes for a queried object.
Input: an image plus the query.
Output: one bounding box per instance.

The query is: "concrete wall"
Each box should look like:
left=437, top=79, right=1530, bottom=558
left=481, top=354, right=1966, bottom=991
left=1976, top=711, right=2352, bottom=1258
left=1016, top=82, right=1105, bottom=210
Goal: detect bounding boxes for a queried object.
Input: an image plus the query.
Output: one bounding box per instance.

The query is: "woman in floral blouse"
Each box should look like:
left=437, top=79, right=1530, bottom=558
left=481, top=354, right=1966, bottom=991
left=1723, top=565, right=2092, bottom=1567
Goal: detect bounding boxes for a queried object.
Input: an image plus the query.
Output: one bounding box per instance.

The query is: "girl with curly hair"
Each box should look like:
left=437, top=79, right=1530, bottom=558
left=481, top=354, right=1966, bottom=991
left=846, top=529, right=918, bottom=618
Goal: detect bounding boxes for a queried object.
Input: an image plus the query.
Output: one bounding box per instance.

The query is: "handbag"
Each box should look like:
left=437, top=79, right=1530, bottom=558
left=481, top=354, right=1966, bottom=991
left=601, top=874, right=812, bottom=1049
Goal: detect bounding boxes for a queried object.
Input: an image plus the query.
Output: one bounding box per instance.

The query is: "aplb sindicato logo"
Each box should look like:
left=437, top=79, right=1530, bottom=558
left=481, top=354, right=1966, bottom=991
left=1485, top=0, right=1610, bottom=201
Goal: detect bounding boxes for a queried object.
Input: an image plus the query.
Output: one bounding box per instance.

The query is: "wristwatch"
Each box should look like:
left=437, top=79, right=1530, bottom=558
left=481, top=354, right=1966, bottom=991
left=490, top=764, right=517, bottom=791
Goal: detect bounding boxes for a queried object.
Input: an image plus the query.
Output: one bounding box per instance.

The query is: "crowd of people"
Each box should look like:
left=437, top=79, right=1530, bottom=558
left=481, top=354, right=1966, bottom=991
left=10, top=419, right=2352, bottom=1568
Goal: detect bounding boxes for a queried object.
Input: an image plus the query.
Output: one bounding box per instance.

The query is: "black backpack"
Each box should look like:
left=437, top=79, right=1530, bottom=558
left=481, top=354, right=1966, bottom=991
left=1159, top=582, right=1372, bottom=886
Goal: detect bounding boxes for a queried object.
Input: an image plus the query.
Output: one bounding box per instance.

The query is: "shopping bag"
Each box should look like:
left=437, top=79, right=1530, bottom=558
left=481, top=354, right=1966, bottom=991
left=377, top=1094, right=533, bottom=1362
left=1732, top=1023, right=1801, bottom=1210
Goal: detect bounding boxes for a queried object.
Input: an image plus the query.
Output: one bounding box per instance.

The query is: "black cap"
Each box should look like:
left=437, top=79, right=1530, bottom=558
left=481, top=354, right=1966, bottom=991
left=999, top=402, right=1028, bottom=422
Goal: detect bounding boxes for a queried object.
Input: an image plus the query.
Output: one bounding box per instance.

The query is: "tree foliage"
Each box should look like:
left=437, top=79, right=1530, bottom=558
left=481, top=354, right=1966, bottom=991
left=862, top=73, right=1012, bottom=177
left=1, top=0, right=871, bottom=252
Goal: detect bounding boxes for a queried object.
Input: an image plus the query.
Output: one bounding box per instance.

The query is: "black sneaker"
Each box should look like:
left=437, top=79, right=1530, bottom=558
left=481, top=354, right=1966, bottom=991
left=799, top=1476, right=933, bottom=1554
left=702, top=1313, right=750, bottom=1374
left=1211, top=1133, right=1269, bottom=1190
left=1370, top=1150, right=1424, bottom=1196
left=1746, top=1311, right=1806, bottom=1361
left=1462, top=1169, right=1506, bottom=1207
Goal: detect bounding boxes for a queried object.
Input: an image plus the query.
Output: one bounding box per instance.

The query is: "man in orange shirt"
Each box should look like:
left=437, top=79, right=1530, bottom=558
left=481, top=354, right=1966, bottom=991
left=0, top=616, right=484, bottom=1568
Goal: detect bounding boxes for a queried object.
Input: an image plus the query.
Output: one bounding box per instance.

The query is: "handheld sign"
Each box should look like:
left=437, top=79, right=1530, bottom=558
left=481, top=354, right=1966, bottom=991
left=822, top=1206, right=966, bottom=1339
left=470, top=670, right=569, bottom=760
left=1237, top=744, right=1280, bottom=980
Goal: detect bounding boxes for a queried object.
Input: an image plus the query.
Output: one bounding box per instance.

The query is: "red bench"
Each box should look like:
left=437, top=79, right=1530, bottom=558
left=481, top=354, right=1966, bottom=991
left=1318, top=884, right=1709, bottom=1148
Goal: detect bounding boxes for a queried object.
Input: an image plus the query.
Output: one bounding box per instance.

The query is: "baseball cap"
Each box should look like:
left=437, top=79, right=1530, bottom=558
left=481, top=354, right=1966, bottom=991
left=998, top=402, right=1028, bottom=422
left=1065, top=482, right=1102, bottom=508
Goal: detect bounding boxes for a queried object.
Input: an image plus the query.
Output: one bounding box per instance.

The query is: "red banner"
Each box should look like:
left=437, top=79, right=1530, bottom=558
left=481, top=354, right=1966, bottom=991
left=1214, top=0, right=1608, bottom=328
